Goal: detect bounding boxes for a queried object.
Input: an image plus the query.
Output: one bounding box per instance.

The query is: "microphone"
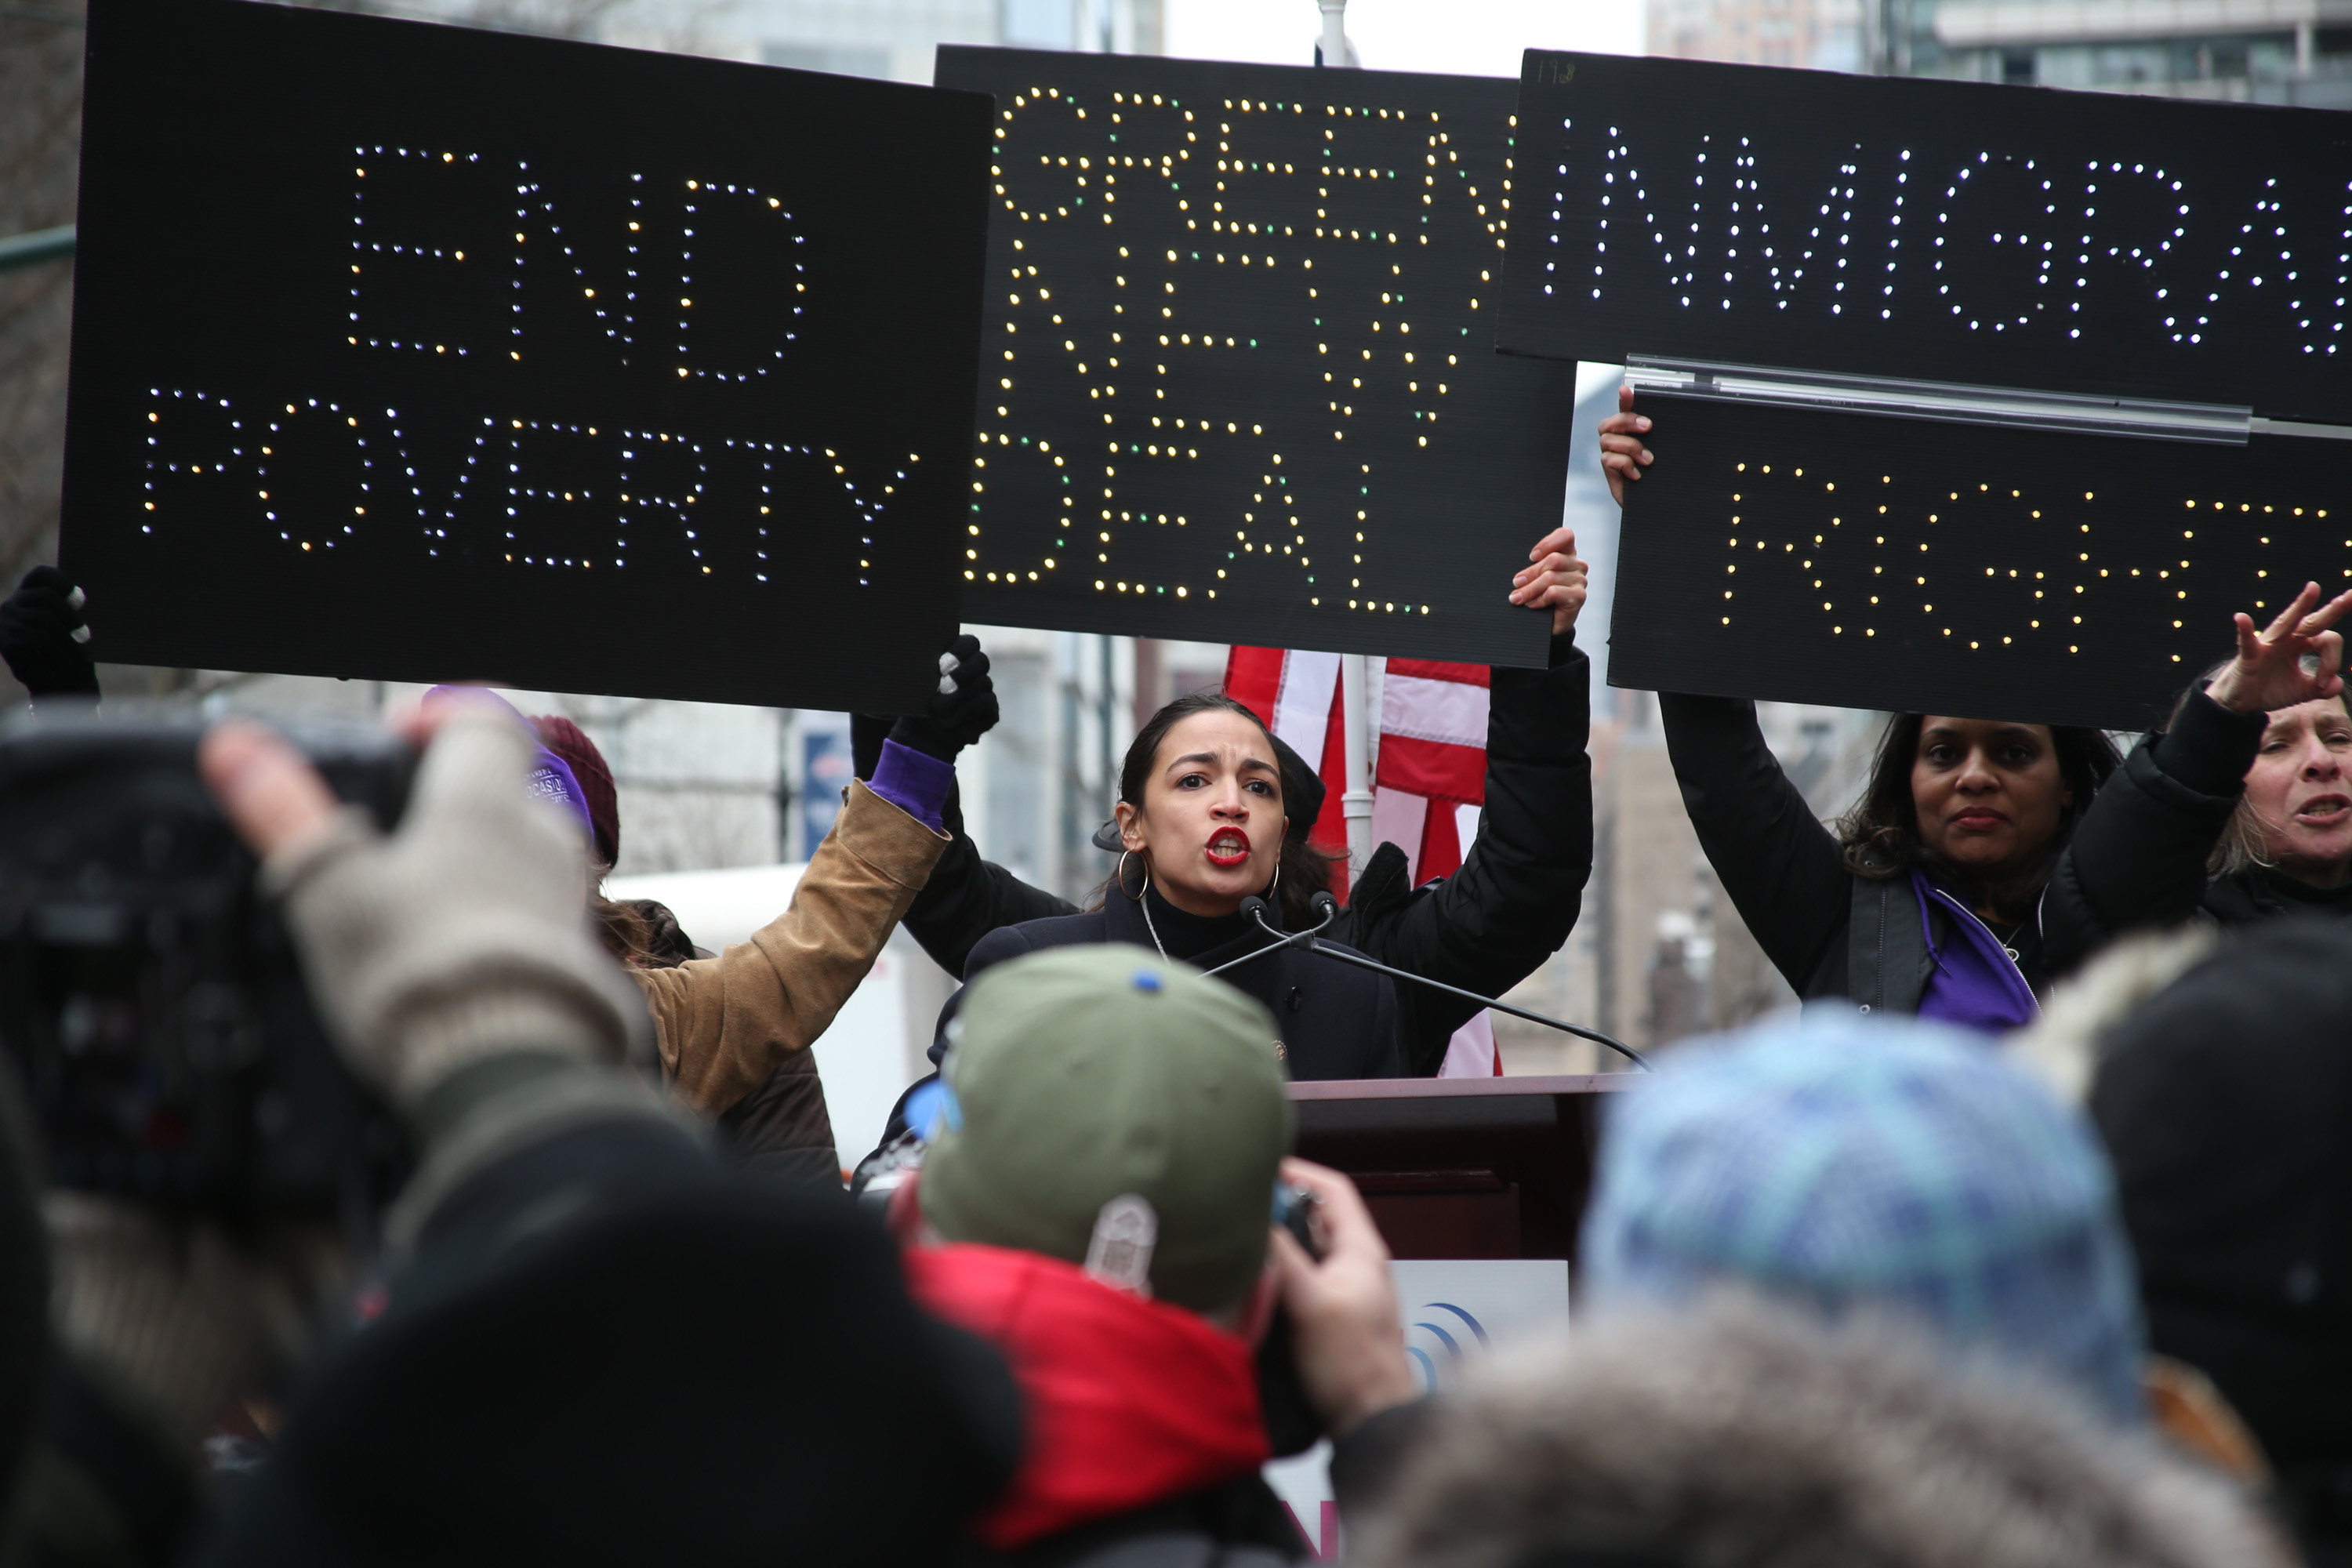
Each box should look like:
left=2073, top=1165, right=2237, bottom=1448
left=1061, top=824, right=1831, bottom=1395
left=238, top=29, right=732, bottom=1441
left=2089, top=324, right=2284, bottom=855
left=1224, top=902, right=1650, bottom=1072
left=1206, top=895, right=1336, bottom=980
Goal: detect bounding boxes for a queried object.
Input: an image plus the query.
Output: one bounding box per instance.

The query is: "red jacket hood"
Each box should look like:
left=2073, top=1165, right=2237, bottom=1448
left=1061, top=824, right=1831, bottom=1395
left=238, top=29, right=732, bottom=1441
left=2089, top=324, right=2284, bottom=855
left=905, top=1243, right=1269, bottom=1550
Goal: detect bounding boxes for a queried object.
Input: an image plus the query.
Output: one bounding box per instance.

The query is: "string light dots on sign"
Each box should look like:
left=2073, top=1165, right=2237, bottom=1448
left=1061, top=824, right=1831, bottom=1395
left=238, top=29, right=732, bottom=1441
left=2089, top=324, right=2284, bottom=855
left=351, top=151, right=806, bottom=377
left=140, top=389, right=919, bottom=585
left=145, top=147, right=907, bottom=584
left=139, top=388, right=418, bottom=556
left=1564, top=136, right=2345, bottom=356
left=70, top=0, right=997, bottom=716
left=1711, top=458, right=2337, bottom=659
left=679, top=176, right=805, bottom=383
left=967, top=81, right=1526, bottom=620
left=1606, top=394, right=2352, bottom=730
left=1504, top=53, right=2352, bottom=422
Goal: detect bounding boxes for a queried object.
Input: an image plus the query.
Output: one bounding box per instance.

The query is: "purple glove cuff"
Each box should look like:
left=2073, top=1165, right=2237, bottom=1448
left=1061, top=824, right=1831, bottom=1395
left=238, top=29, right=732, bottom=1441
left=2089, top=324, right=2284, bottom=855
left=867, top=739, right=953, bottom=833
left=426, top=684, right=597, bottom=843
left=526, top=750, right=597, bottom=842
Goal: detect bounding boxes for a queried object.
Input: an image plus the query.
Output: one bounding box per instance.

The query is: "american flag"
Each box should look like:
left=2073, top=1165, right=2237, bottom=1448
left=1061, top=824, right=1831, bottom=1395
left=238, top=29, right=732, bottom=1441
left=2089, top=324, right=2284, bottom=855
left=1224, top=645, right=1500, bottom=1076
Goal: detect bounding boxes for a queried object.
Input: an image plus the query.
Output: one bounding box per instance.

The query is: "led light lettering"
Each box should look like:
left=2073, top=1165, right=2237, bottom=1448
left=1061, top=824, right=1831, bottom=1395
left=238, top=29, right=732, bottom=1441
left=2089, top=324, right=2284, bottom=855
left=936, top=50, right=1576, bottom=665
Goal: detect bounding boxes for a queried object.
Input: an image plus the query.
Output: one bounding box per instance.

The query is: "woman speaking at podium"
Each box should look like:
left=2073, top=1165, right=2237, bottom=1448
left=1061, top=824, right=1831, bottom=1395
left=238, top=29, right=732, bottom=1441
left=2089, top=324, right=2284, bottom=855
left=857, top=529, right=1598, bottom=1080
left=959, top=691, right=1404, bottom=1082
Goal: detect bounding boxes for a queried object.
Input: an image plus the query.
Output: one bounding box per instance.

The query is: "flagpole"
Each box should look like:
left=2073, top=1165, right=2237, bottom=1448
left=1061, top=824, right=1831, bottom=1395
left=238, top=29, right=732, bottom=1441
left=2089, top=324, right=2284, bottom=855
left=1312, top=0, right=1375, bottom=887
left=1339, top=654, right=1374, bottom=886
left=1316, top=0, right=1353, bottom=68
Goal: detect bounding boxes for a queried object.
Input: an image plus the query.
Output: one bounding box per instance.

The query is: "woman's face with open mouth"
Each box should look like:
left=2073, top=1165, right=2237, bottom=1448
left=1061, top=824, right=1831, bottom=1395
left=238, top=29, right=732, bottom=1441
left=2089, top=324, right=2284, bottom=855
left=2246, top=696, right=2352, bottom=885
left=1117, top=710, right=1286, bottom=918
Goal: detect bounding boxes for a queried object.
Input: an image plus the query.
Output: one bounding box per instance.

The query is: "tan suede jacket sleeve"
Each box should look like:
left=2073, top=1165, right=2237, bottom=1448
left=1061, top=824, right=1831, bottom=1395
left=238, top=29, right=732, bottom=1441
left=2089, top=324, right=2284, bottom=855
left=632, top=779, right=949, bottom=1117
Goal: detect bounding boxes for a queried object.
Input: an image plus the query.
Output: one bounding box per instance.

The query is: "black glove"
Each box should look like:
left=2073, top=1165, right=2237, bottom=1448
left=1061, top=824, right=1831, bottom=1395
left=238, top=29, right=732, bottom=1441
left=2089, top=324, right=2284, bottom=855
left=0, top=566, right=98, bottom=702
left=849, top=713, right=892, bottom=782
left=887, top=634, right=999, bottom=764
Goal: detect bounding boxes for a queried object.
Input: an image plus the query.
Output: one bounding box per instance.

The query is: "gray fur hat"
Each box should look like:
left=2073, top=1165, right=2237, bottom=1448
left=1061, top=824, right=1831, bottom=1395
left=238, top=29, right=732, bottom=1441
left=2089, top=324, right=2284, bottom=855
left=1352, top=1294, right=2288, bottom=1568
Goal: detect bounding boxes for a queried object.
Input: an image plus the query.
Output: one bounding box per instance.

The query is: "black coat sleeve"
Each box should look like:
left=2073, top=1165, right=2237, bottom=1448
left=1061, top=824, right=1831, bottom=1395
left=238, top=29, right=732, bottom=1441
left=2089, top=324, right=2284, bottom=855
left=1351, top=633, right=1595, bottom=1075
left=900, top=782, right=1079, bottom=980
left=851, top=713, right=1078, bottom=981
left=1658, top=692, right=1853, bottom=996
left=2041, top=689, right=2263, bottom=978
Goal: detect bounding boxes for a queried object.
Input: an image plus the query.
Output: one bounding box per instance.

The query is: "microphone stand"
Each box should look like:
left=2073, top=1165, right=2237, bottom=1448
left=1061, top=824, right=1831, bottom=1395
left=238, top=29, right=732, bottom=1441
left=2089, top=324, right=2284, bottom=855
left=1202, top=898, right=1651, bottom=1073
left=1196, top=896, right=1336, bottom=978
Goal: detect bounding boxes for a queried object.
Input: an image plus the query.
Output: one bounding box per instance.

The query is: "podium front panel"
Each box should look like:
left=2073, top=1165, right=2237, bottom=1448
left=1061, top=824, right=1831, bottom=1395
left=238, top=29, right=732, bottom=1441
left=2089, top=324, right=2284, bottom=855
left=1287, top=1075, right=1637, bottom=1262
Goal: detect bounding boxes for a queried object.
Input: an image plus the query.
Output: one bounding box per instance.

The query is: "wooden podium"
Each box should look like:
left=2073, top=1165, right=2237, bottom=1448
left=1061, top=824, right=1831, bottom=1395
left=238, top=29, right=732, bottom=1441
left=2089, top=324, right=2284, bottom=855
left=1287, top=1075, right=1638, bottom=1261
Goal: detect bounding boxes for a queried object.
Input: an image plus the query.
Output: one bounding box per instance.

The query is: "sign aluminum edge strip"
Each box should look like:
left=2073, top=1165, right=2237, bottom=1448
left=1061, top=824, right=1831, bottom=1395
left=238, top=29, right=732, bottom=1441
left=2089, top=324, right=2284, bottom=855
left=1621, top=353, right=2252, bottom=445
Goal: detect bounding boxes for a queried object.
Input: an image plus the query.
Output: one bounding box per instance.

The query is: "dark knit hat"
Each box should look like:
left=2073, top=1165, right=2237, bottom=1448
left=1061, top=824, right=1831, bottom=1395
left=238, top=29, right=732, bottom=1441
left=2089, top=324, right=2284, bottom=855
left=2089, top=919, right=2352, bottom=1482
left=532, top=716, right=619, bottom=868
left=204, top=1181, right=1021, bottom=1566
left=1270, top=733, right=1327, bottom=844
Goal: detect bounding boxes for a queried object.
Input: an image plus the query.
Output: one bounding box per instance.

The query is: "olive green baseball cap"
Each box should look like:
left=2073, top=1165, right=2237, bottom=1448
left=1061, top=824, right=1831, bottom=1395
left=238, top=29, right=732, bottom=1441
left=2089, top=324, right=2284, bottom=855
left=920, top=944, right=1294, bottom=1313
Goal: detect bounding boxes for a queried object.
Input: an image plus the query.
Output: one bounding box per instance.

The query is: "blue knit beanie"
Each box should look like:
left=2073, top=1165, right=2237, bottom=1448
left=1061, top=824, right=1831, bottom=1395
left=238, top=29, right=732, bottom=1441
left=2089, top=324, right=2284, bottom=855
left=1581, top=1009, right=2147, bottom=1426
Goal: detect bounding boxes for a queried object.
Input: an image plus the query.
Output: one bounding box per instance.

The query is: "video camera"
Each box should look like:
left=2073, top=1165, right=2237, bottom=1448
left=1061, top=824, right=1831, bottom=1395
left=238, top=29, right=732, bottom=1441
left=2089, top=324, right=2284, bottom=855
left=0, top=710, right=412, bottom=1227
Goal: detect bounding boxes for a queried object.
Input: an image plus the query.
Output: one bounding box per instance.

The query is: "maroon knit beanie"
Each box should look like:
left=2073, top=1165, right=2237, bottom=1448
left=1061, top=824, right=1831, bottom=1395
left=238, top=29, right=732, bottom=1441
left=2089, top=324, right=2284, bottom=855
left=532, top=716, right=620, bottom=868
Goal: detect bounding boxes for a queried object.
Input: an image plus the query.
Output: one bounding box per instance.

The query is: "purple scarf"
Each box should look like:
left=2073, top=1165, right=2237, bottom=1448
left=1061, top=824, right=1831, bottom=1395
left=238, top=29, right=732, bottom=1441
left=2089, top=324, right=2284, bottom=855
left=1911, top=870, right=2039, bottom=1034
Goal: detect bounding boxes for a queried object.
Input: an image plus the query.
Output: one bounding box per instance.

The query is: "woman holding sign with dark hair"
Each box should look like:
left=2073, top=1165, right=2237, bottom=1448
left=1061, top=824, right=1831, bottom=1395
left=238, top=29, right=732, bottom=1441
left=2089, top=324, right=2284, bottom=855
left=852, top=528, right=1599, bottom=1081
left=1602, top=394, right=2119, bottom=1026
left=956, top=688, right=1406, bottom=1081
left=2039, top=581, right=2352, bottom=975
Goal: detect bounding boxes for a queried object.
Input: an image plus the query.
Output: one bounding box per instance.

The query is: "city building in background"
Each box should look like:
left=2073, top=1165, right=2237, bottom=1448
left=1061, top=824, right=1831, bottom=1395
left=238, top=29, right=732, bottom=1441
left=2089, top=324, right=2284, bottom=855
left=1646, top=0, right=1864, bottom=71
left=1916, top=0, right=2350, bottom=103
left=604, top=0, right=1164, bottom=78
left=1649, top=0, right=2351, bottom=100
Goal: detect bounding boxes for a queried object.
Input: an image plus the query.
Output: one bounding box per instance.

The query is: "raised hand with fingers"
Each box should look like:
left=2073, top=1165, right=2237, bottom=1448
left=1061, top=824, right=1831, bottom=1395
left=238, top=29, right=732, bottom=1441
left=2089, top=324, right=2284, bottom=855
left=199, top=708, right=649, bottom=1110
left=2204, top=582, right=2352, bottom=716
left=1596, top=384, right=1653, bottom=507
left=1509, top=526, right=1588, bottom=637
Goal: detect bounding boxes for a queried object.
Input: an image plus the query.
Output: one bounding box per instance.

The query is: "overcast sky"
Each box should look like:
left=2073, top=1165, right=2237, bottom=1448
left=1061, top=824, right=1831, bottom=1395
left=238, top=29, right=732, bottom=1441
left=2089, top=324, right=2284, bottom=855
left=1163, top=0, right=1643, bottom=76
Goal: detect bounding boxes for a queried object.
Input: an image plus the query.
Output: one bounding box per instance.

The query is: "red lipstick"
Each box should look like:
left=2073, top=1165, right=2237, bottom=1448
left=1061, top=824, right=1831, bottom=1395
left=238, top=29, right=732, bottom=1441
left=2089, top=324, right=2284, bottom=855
left=1205, top=826, right=1251, bottom=868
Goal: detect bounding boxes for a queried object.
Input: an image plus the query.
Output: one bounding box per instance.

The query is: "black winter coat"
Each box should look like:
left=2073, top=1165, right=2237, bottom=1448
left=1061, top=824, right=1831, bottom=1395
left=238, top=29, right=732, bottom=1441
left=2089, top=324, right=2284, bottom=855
left=964, top=884, right=1406, bottom=1081
left=1661, top=694, right=2054, bottom=1012
left=2042, top=688, right=2352, bottom=976
left=864, top=632, right=1595, bottom=1076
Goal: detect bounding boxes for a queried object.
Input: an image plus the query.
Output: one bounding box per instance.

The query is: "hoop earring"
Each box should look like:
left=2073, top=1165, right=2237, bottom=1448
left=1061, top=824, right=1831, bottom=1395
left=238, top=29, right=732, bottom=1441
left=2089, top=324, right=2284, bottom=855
left=1118, top=848, right=1151, bottom=902
left=1265, top=857, right=1282, bottom=905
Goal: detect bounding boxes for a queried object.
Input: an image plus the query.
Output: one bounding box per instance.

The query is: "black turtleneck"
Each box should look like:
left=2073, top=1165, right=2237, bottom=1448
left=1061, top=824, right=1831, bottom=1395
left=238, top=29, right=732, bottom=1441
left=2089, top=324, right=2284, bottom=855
left=1129, top=882, right=1260, bottom=964
left=954, top=875, right=1403, bottom=1082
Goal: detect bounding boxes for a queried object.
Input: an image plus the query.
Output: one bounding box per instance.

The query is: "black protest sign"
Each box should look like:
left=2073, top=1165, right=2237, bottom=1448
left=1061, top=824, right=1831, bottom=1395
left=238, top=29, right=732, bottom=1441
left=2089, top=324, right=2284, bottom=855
left=1611, top=394, right=2352, bottom=731
left=932, top=47, right=1573, bottom=668
left=1501, top=51, right=2352, bottom=423
left=64, top=0, right=993, bottom=713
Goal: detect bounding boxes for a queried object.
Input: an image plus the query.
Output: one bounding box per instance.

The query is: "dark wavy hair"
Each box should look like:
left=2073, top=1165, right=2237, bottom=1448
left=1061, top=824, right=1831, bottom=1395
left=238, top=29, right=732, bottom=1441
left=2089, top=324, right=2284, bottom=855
left=1095, top=691, right=1342, bottom=930
left=1836, top=713, right=2120, bottom=913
